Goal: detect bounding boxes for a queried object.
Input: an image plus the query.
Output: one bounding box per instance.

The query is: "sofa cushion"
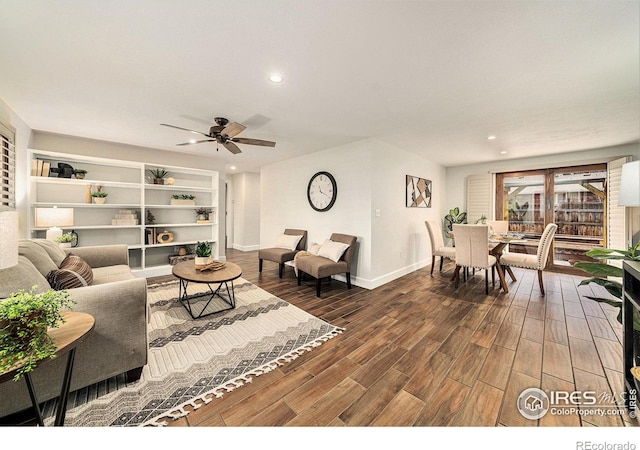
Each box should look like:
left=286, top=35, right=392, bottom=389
left=317, top=239, right=350, bottom=263
left=0, top=256, right=51, bottom=299
left=32, top=239, right=67, bottom=267
left=308, top=242, right=321, bottom=255
left=91, top=265, right=136, bottom=285
left=18, top=240, right=58, bottom=277
left=46, top=254, right=94, bottom=290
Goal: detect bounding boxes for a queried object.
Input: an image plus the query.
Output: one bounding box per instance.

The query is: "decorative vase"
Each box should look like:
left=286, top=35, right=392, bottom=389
left=75, top=173, right=85, bottom=180
left=59, top=242, right=72, bottom=248
left=93, top=197, right=106, bottom=204
left=154, top=178, right=165, bottom=185
left=86, top=185, right=92, bottom=204
left=195, top=256, right=212, bottom=265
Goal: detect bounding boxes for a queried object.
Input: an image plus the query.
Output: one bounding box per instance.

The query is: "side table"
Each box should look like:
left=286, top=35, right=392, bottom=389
left=0, top=311, right=95, bottom=426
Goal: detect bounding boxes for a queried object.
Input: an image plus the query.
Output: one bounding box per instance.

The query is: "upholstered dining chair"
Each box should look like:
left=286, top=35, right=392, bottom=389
left=425, top=220, right=456, bottom=275
left=486, top=220, right=509, bottom=235
left=452, top=224, right=497, bottom=294
left=499, top=223, right=558, bottom=295
left=258, top=229, right=307, bottom=278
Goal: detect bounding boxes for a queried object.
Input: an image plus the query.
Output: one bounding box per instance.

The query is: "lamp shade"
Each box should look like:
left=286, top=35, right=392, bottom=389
left=0, top=210, right=19, bottom=269
left=619, top=161, right=640, bottom=207
left=34, top=207, right=74, bottom=228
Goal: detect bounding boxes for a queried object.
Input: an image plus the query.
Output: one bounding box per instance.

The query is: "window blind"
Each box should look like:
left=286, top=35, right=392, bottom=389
left=0, top=123, right=16, bottom=209
left=466, top=173, right=492, bottom=224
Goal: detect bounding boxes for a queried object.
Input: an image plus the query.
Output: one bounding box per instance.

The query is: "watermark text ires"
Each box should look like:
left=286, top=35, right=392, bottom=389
left=517, top=387, right=637, bottom=420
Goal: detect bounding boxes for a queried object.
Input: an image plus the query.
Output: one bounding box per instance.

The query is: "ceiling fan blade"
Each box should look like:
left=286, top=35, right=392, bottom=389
left=232, top=137, right=276, bottom=147
left=160, top=123, right=210, bottom=137
left=176, top=139, right=216, bottom=146
left=223, top=141, right=242, bottom=154
left=221, top=122, right=246, bottom=138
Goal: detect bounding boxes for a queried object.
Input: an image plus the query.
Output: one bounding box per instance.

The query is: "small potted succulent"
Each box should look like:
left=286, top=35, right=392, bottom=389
left=149, top=168, right=170, bottom=185
left=91, top=190, right=108, bottom=204
left=194, top=207, right=212, bottom=222
left=55, top=232, right=75, bottom=248
left=73, top=169, right=88, bottom=180
left=195, top=241, right=212, bottom=265
left=0, top=287, right=75, bottom=381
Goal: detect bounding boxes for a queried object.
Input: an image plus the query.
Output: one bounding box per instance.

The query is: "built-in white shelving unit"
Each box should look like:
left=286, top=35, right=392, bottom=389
left=29, top=149, right=219, bottom=277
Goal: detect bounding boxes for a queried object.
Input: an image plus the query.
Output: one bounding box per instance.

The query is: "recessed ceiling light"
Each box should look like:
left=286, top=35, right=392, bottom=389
left=188, top=139, right=196, bottom=144
left=269, top=73, right=283, bottom=83
left=230, top=166, right=236, bottom=170
left=488, top=135, right=497, bottom=140
left=500, top=150, right=508, bottom=155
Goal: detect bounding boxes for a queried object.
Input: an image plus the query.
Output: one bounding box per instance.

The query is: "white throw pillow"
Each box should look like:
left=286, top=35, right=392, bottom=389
left=273, top=234, right=303, bottom=251
left=308, top=242, right=321, bottom=255
left=318, top=239, right=350, bottom=262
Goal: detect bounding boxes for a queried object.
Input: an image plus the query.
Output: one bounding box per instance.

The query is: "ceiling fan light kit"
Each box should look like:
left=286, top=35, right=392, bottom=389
left=161, top=117, right=276, bottom=154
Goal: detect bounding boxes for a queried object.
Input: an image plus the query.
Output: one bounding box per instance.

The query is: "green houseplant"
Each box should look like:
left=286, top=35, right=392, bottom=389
left=574, top=242, right=640, bottom=331
left=149, top=168, right=170, bottom=185
left=0, top=287, right=75, bottom=381
left=194, top=207, right=212, bottom=222
left=444, top=207, right=467, bottom=237
left=91, top=190, right=108, bottom=204
left=195, top=241, right=212, bottom=265
left=55, top=232, right=75, bottom=248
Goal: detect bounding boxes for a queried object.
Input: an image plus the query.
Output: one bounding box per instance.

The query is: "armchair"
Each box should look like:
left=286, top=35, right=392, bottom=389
left=258, top=229, right=307, bottom=278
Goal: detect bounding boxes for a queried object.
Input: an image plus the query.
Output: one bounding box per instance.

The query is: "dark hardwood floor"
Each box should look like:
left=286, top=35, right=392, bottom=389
left=147, top=248, right=638, bottom=428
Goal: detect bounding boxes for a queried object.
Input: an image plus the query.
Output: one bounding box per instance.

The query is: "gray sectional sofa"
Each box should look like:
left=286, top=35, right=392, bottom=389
left=0, top=239, right=148, bottom=420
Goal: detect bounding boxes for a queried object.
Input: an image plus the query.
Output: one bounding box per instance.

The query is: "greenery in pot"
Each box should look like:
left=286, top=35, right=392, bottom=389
left=91, top=191, right=108, bottom=198
left=195, top=241, right=212, bottom=258
left=0, top=287, right=75, bottom=381
left=73, top=169, right=88, bottom=179
left=444, top=207, right=467, bottom=236
left=54, top=232, right=75, bottom=244
left=194, top=207, right=212, bottom=218
left=172, top=194, right=195, bottom=200
left=574, top=242, right=640, bottom=330
left=149, top=168, right=169, bottom=184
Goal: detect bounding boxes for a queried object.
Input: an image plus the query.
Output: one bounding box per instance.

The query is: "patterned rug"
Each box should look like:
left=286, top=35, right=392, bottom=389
left=42, top=278, right=343, bottom=426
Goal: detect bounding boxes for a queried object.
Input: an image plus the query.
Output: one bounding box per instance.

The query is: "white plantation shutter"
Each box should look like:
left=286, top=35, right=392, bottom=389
left=607, top=156, right=630, bottom=255
left=0, top=122, right=16, bottom=209
left=466, top=173, right=492, bottom=224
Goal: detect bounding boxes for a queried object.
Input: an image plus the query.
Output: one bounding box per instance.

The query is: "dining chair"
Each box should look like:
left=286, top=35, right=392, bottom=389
left=452, top=224, right=497, bottom=294
left=499, top=223, right=558, bottom=295
left=486, top=220, right=509, bottom=235
left=425, top=220, right=456, bottom=275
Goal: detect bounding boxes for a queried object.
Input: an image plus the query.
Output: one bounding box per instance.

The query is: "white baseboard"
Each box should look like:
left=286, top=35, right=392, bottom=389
left=232, top=243, right=261, bottom=252
left=346, top=259, right=430, bottom=290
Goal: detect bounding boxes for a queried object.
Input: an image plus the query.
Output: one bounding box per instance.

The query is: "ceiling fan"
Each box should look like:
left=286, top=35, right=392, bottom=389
left=160, top=117, right=276, bottom=154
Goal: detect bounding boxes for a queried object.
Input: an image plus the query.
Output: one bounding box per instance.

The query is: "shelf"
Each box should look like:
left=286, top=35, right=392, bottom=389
left=145, top=239, right=216, bottom=249
left=32, top=176, right=141, bottom=189
left=144, top=184, right=214, bottom=192
left=146, top=222, right=216, bottom=228
left=34, top=225, right=142, bottom=230
left=145, top=204, right=215, bottom=209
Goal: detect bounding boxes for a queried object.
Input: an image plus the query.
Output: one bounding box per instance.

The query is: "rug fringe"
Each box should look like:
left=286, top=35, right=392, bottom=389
left=143, top=326, right=345, bottom=427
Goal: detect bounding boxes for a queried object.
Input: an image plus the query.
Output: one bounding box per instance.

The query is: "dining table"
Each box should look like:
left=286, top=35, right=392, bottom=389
left=488, top=233, right=527, bottom=293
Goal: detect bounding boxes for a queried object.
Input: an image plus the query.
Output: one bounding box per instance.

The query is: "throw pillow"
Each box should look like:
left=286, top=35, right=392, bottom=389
left=308, top=242, right=321, bottom=255
left=318, top=239, right=350, bottom=263
left=274, top=234, right=303, bottom=251
left=46, top=253, right=94, bottom=290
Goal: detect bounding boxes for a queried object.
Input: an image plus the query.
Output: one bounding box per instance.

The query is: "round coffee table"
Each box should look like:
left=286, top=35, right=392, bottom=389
left=172, top=260, right=242, bottom=319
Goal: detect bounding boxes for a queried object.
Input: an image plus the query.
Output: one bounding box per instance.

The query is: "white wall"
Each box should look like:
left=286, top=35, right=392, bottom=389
left=30, top=131, right=228, bottom=256
left=0, top=98, right=32, bottom=238
left=261, top=137, right=445, bottom=289
left=230, top=172, right=261, bottom=251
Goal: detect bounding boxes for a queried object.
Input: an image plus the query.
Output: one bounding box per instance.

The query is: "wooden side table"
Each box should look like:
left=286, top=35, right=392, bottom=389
left=0, top=311, right=95, bottom=426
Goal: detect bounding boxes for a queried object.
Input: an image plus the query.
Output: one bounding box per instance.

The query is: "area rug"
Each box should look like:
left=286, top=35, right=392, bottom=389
left=42, top=278, right=343, bottom=426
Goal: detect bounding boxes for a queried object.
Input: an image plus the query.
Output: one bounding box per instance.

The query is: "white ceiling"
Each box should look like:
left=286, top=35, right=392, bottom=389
left=0, top=1, right=638, bottom=173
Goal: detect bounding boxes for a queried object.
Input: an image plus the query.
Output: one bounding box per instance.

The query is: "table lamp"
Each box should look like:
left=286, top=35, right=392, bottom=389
left=35, top=207, right=74, bottom=241
left=619, top=160, right=640, bottom=207
left=0, top=209, right=19, bottom=269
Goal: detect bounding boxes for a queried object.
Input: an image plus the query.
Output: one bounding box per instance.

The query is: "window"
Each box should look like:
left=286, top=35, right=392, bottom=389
left=0, top=122, right=16, bottom=209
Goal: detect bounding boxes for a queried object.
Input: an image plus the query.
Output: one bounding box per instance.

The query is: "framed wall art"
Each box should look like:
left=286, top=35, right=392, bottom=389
left=406, top=175, right=432, bottom=208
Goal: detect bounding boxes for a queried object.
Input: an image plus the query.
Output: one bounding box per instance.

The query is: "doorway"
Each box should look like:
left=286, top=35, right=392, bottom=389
left=495, top=163, right=607, bottom=272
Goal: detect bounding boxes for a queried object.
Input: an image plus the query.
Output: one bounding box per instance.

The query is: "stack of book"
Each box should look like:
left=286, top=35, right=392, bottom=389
left=31, top=159, right=51, bottom=177
left=112, top=210, right=139, bottom=226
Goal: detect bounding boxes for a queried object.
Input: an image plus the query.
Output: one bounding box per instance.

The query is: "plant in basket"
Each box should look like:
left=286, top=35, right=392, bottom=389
left=0, top=287, right=75, bottom=381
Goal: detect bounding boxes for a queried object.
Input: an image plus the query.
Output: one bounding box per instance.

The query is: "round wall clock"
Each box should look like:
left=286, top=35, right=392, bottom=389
left=307, top=171, right=337, bottom=212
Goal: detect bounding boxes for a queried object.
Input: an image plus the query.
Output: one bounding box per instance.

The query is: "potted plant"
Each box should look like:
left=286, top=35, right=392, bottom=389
left=55, top=232, right=75, bottom=248
left=73, top=169, right=88, bottom=180
left=170, top=194, right=196, bottom=206
left=194, top=207, right=212, bottom=222
left=0, top=287, right=75, bottom=381
left=149, top=168, right=169, bottom=185
left=574, top=242, right=640, bottom=363
left=91, top=190, right=108, bottom=204
left=444, top=207, right=467, bottom=238
left=195, top=241, right=212, bottom=265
